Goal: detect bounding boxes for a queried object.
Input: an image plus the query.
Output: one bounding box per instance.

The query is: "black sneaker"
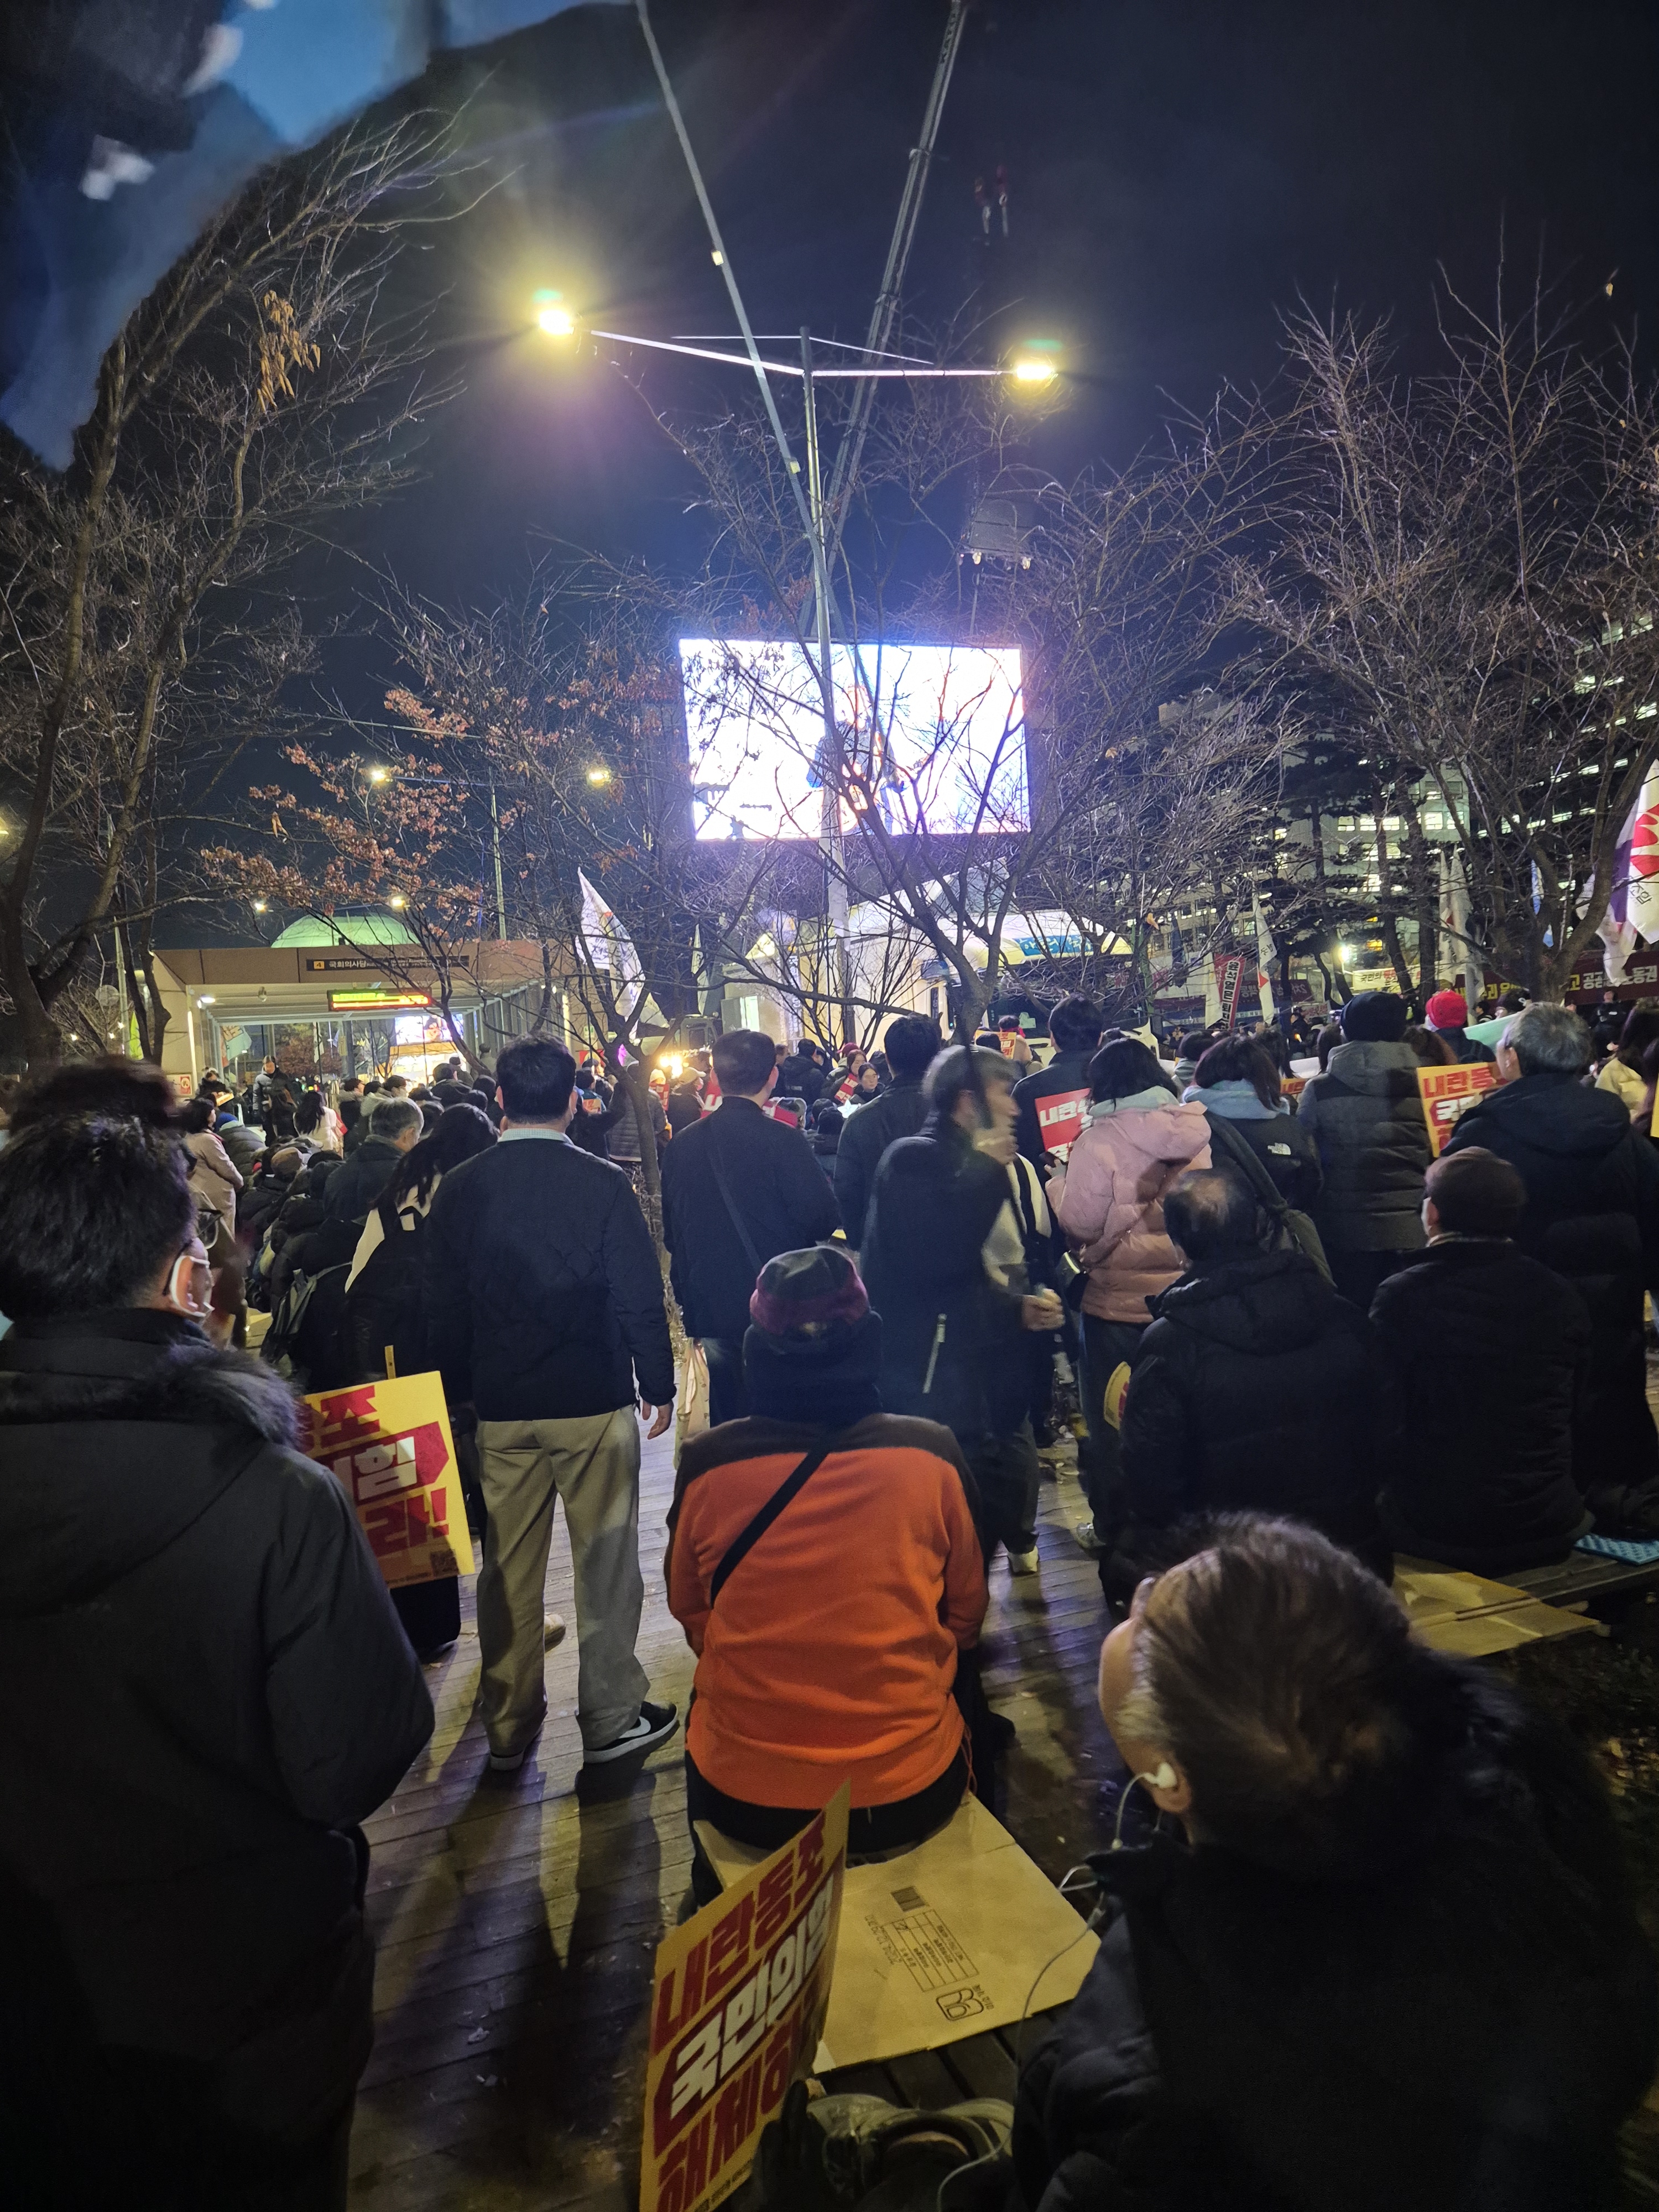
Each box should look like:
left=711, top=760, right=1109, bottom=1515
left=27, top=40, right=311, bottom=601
left=583, top=1699, right=679, bottom=1766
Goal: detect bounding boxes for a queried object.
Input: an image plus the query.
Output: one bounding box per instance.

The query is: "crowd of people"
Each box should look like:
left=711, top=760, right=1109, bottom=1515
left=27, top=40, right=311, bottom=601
left=3, top=982, right=1658, bottom=2207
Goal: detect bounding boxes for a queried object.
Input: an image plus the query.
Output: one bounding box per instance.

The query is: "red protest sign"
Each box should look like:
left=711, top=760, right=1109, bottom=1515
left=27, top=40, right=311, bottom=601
left=642, top=1784, right=849, bottom=2212
left=1035, top=1087, right=1088, bottom=1156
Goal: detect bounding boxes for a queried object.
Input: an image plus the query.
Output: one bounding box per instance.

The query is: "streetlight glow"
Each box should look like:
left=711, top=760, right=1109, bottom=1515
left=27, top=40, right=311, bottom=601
left=252, top=899, right=268, bottom=913
left=537, top=304, right=576, bottom=338
left=586, top=766, right=612, bottom=786
left=1012, top=357, right=1057, bottom=384
left=367, top=765, right=389, bottom=784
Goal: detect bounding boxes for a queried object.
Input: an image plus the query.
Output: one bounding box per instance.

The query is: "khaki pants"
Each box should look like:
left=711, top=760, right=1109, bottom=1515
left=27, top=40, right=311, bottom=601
left=476, top=1408, right=649, bottom=1755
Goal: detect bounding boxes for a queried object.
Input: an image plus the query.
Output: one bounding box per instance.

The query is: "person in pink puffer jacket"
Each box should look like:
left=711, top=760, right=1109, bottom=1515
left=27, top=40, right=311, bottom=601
left=1050, top=1037, right=1212, bottom=1557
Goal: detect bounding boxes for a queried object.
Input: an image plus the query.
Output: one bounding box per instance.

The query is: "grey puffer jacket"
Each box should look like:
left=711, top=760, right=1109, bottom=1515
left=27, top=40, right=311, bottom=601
left=1296, top=1039, right=1432, bottom=1254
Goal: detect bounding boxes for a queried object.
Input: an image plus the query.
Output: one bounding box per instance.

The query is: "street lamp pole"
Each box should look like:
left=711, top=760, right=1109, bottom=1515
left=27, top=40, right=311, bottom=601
left=800, top=327, right=854, bottom=1041
left=488, top=774, right=507, bottom=941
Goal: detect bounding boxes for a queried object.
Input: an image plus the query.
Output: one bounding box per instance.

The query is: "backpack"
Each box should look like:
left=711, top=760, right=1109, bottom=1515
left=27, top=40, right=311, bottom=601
left=260, top=1261, right=354, bottom=1390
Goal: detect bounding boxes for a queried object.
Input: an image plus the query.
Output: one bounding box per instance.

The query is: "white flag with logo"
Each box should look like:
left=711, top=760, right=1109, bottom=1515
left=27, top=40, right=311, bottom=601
left=578, top=870, right=643, bottom=1016
left=1251, top=890, right=1277, bottom=1029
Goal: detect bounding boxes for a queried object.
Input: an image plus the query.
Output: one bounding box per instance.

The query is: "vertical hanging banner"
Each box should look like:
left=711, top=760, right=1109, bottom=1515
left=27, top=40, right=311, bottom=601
left=302, top=1374, right=475, bottom=1589
left=643, top=1785, right=850, bottom=2212
left=1250, top=890, right=1277, bottom=1029
left=1416, top=1063, right=1501, bottom=1159
left=1219, top=954, right=1246, bottom=1027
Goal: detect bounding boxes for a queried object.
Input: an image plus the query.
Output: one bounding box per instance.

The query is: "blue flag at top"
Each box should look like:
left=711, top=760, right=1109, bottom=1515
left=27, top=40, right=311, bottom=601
left=1, top=0, right=622, bottom=469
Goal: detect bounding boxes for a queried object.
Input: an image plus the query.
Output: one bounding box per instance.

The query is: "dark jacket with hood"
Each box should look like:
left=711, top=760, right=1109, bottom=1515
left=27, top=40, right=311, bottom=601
left=861, top=1113, right=1023, bottom=1439
left=1445, top=1072, right=1659, bottom=1501
left=1297, top=1038, right=1432, bottom=1254
left=659, top=1097, right=842, bottom=1343
left=1371, top=1239, right=1593, bottom=1573
left=1013, top=1045, right=1099, bottom=1174
left=0, top=1311, right=432, bottom=2138
left=324, top=1133, right=404, bottom=1225
left=832, top=1074, right=930, bottom=1249
left=1014, top=1668, right=1657, bottom=2212
left=1114, top=1249, right=1392, bottom=1581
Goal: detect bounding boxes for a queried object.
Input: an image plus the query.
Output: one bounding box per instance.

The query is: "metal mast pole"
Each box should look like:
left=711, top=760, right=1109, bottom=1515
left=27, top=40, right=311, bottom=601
left=489, top=775, right=507, bottom=941
left=823, top=0, right=969, bottom=554
left=802, top=328, right=853, bottom=1040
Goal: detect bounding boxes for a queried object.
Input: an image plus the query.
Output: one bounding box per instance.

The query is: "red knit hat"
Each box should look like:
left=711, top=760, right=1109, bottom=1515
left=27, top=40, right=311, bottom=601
left=1426, top=991, right=1469, bottom=1029
left=749, top=1246, right=869, bottom=1339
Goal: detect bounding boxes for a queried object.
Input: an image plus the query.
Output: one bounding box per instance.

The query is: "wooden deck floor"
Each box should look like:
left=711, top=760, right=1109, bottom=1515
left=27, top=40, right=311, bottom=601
left=348, top=1432, right=1117, bottom=2212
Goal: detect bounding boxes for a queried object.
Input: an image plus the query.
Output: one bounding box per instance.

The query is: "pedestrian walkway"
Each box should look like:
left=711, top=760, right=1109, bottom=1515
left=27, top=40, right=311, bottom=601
left=348, top=1432, right=1114, bottom=2210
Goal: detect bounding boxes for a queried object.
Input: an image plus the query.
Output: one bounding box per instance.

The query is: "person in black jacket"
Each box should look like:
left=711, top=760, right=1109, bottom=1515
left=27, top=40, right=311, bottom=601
left=324, top=1097, right=421, bottom=1224
left=1443, top=1000, right=1659, bottom=1516
left=659, top=1028, right=842, bottom=1426
left=1371, top=1146, right=1592, bottom=1573
left=862, top=1045, right=1063, bottom=1568
left=0, top=1113, right=432, bottom=2212
left=832, top=1011, right=940, bottom=1251
left=1013, top=993, right=1104, bottom=1175
left=1013, top=1517, right=1657, bottom=2212
left=1112, top=1171, right=1392, bottom=1599
left=424, top=1035, right=679, bottom=1775
left=1296, top=989, right=1431, bottom=1307
left=1189, top=1035, right=1322, bottom=1209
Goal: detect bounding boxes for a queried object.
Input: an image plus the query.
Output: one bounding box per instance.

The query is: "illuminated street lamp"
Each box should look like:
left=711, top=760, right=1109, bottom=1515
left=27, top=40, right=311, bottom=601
left=367, top=765, right=390, bottom=784
left=586, top=765, right=613, bottom=786
left=388, top=893, right=407, bottom=909
left=252, top=899, right=268, bottom=913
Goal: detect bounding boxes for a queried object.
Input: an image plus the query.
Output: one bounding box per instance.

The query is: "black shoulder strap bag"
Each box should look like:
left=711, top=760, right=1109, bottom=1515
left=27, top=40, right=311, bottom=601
left=709, top=1140, right=763, bottom=1276
left=709, top=1427, right=853, bottom=1604
left=1206, top=1112, right=1333, bottom=1286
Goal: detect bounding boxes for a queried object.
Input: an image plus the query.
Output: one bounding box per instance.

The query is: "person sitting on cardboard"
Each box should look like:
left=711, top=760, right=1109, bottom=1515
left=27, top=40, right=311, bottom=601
left=1011, top=1516, right=1656, bottom=2212
left=666, top=1247, right=988, bottom=1900
left=1370, top=1147, right=1594, bottom=1574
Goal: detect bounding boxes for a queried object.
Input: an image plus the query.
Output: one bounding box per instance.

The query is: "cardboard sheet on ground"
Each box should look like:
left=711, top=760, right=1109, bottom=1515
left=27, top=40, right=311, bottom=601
left=643, top=1785, right=849, bottom=2212
left=699, top=1794, right=1099, bottom=2072
left=1394, top=1560, right=1597, bottom=1657
left=302, top=1373, right=474, bottom=1590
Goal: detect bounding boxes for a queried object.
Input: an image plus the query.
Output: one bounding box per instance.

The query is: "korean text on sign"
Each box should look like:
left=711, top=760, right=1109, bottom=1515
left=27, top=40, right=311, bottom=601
left=641, top=1783, right=850, bottom=2212
left=302, top=1373, right=474, bottom=1590
left=1415, top=1062, right=1501, bottom=1160
left=1036, top=1088, right=1088, bottom=1158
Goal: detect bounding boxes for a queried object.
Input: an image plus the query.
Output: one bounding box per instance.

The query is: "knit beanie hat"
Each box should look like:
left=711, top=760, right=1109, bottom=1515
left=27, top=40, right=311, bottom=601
left=749, top=1245, right=869, bottom=1340
left=1340, top=990, right=1409, bottom=1044
left=1425, top=991, right=1469, bottom=1030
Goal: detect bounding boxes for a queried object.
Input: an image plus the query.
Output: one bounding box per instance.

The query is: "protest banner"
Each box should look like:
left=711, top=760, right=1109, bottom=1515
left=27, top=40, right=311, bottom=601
left=1035, top=1086, right=1089, bottom=1158
left=1219, top=953, right=1246, bottom=1027
left=1416, top=1062, right=1500, bottom=1158
left=642, top=1783, right=849, bottom=2212
left=302, top=1374, right=474, bottom=1590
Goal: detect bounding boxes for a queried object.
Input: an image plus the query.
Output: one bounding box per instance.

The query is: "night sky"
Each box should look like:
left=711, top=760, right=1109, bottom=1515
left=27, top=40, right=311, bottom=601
left=338, top=0, right=1659, bottom=619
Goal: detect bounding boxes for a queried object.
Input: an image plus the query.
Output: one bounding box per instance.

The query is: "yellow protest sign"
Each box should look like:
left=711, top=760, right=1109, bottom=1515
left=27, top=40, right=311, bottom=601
left=301, top=1373, right=475, bottom=1589
left=641, top=1783, right=849, bottom=2212
left=1416, top=1061, right=1500, bottom=1158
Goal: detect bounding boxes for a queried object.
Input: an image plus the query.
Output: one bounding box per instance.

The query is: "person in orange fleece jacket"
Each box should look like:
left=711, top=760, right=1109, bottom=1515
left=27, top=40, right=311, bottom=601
left=667, top=1246, right=988, bottom=1888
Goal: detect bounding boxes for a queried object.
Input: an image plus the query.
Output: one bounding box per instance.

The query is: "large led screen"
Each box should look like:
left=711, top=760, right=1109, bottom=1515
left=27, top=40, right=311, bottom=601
left=679, top=639, right=1028, bottom=841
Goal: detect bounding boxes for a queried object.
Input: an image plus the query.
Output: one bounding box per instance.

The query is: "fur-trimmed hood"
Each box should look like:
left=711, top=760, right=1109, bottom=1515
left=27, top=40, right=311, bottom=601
left=0, top=1310, right=305, bottom=1614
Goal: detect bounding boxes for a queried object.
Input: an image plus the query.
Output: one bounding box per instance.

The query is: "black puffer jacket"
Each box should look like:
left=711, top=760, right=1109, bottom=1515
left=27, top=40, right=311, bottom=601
left=324, top=1135, right=404, bottom=1225
left=1445, top=1072, right=1659, bottom=1499
left=832, top=1076, right=930, bottom=1249
left=1014, top=1668, right=1657, bottom=2212
left=861, top=1114, right=1023, bottom=1439
left=1116, top=1250, right=1392, bottom=1580
left=1297, top=1039, right=1431, bottom=1254
left=1371, top=1240, right=1592, bottom=1573
left=0, top=1311, right=432, bottom=2140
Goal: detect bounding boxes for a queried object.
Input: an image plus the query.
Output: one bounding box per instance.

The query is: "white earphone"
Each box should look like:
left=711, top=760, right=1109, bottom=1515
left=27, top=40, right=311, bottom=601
left=1110, top=1762, right=1177, bottom=1852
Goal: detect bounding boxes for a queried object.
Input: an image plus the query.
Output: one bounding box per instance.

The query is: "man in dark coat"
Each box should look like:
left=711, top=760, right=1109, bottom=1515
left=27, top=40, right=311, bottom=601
left=1296, top=989, right=1432, bottom=1307
left=659, top=1028, right=841, bottom=1427
left=0, top=1112, right=433, bottom=2211
left=832, top=1011, right=940, bottom=1253
left=1372, top=1146, right=1593, bottom=1572
left=1112, top=1170, right=1392, bottom=1596
left=324, top=1097, right=421, bottom=1224
left=1444, top=1000, right=1659, bottom=1507
left=1013, top=1519, right=1657, bottom=2212
left=1013, top=993, right=1104, bottom=1175
left=775, top=1040, right=825, bottom=1107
